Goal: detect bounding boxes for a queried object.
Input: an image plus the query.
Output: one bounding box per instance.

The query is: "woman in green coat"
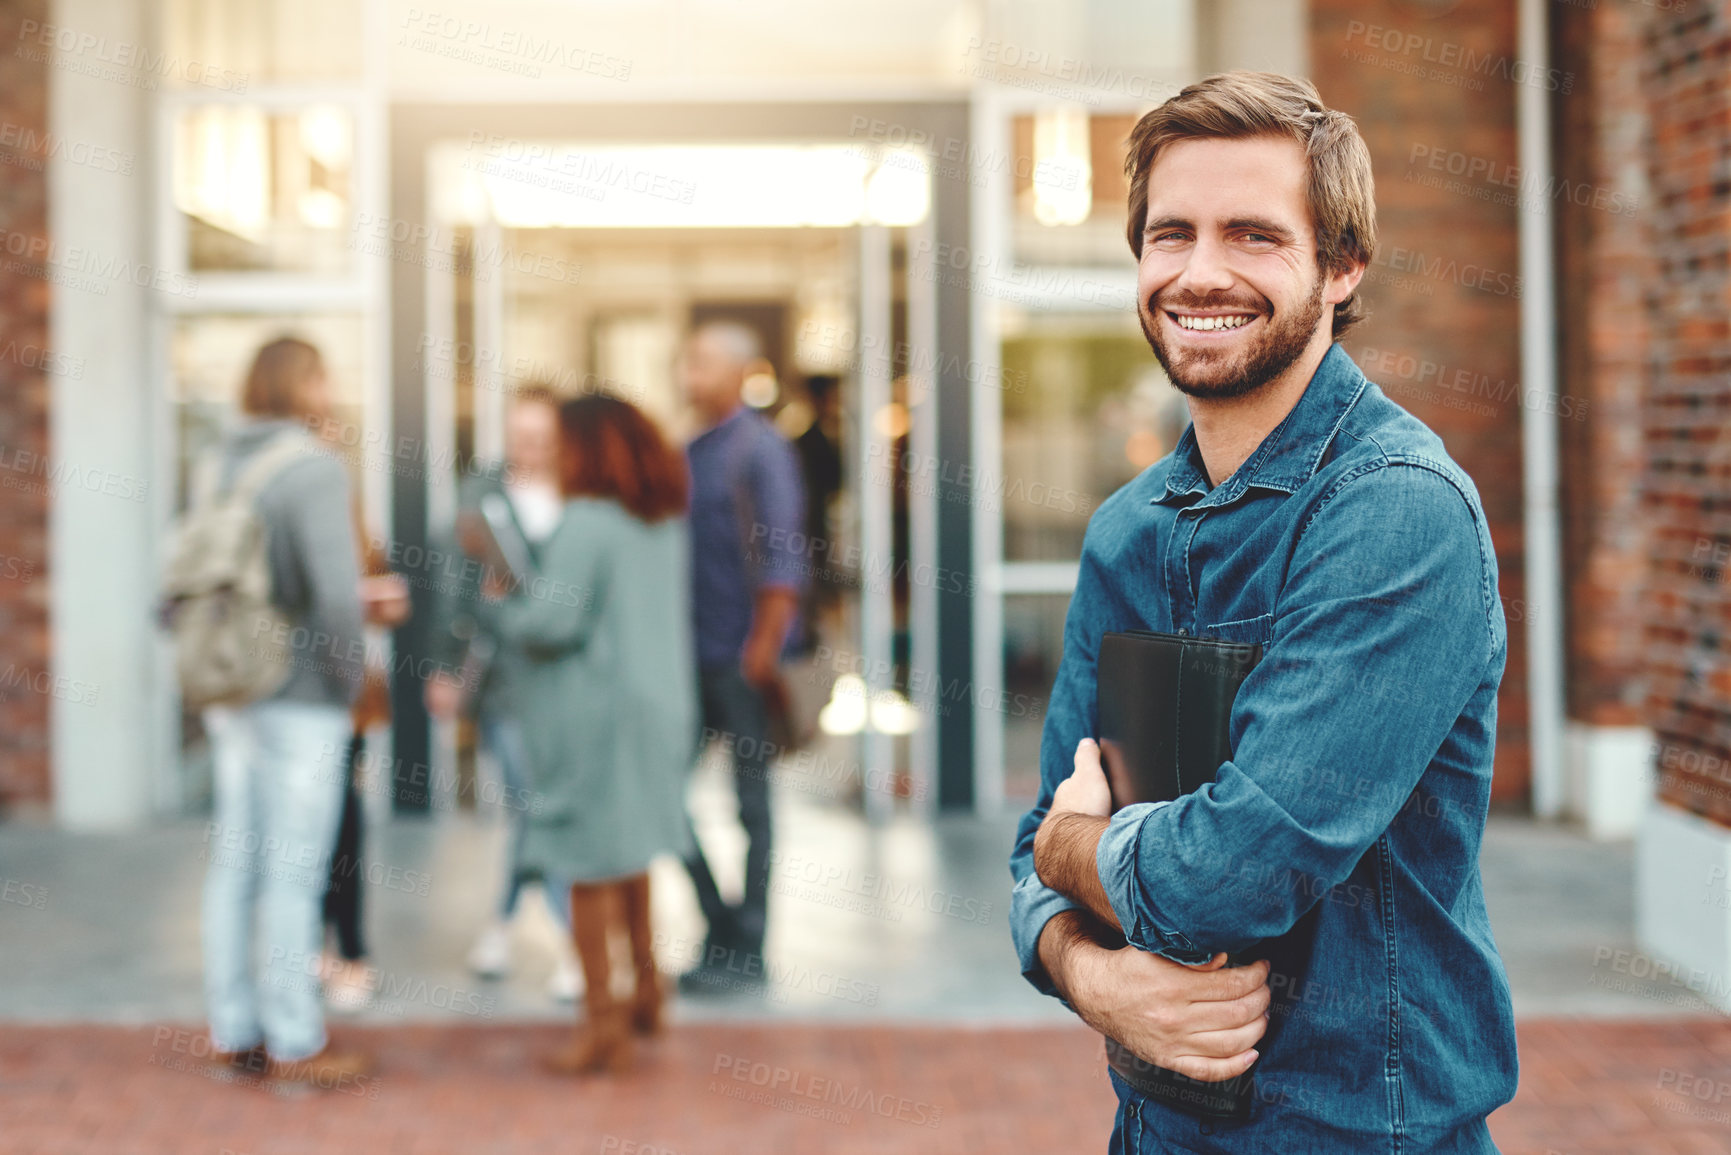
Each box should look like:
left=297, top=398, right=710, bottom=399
left=481, top=393, right=696, bottom=1075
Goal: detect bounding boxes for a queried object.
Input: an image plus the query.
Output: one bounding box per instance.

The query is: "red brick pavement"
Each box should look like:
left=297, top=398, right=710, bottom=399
left=0, top=1019, right=1726, bottom=1154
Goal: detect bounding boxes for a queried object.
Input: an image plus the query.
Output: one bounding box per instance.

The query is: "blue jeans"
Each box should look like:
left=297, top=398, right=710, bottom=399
left=479, top=712, right=569, bottom=932
left=201, top=699, right=352, bottom=1060
left=683, top=666, right=774, bottom=951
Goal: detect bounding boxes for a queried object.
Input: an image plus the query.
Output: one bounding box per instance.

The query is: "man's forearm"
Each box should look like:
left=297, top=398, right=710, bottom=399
left=1033, top=812, right=1119, bottom=929
left=746, top=586, right=799, bottom=650
left=1036, top=908, right=1135, bottom=1036
left=1037, top=909, right=1098, bottom=1004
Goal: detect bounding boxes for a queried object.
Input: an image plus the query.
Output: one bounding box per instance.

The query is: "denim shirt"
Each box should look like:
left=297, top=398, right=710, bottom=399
left=1009, top=344, right=1517, bottom=1153
left=686, top=406, right=807, bottom=669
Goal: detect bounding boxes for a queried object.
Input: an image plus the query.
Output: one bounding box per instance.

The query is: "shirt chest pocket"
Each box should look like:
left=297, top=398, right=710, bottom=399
left=1197, top=611, right=1274, bottom=649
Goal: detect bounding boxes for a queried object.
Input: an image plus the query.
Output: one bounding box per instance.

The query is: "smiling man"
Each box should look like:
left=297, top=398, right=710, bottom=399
left=1008, top=73, right=1518, bottom=1152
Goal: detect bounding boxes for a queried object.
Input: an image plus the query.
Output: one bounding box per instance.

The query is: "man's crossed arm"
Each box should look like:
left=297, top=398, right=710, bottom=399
left=1033, top=739, right=1117, bottom=928
left=1032, top=738, right=1269, bottom=1084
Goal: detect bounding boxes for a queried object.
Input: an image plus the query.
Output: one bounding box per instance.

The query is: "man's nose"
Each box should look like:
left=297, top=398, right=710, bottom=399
left=1175, top=234, right=1235, bottom=297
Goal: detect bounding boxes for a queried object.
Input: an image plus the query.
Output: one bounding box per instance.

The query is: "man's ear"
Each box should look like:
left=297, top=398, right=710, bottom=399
left=1325, top=259, right=1367, bottom=306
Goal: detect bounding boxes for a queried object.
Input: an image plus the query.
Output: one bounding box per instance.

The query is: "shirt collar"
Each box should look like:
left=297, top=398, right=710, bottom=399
left=1154, top=342, right=1369, bottom=509
left=692, top=404, right=752, bottom=448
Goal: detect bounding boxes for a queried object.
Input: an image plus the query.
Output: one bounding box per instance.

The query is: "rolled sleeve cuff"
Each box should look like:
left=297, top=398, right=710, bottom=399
left=1097, top=801, right=1213, bottom=964
left=1010, top=872, right=1081, bottom=1002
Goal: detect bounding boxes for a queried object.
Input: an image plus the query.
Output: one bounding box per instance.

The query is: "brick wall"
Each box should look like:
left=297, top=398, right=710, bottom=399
left=1310, top=0, right=1530, bottom=802
left=1554, top=0, right=1656, bottom=730
left=0, top=0, right=53, bottom=813
left=1638, top=4, right=1731, bottom=828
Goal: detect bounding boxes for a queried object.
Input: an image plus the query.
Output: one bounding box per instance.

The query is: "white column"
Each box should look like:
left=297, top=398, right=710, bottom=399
left=1518, top=0, right=1568, bottom=818
left=969, top=87, right=1009, bottom=817
left=49, top=0, right=159, bottom=827
left=906, top=208, right=939, bottom=819
left=423, top=153, right=460, bottom=800
left=857, top=222, right=894, bottom=823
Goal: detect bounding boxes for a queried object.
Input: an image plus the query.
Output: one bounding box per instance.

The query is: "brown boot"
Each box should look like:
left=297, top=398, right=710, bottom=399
left=621, top=872, right=663, bottom=1036
left=543, top=881, right=634, bottom=1076
left=207, top=1042, right=270, bottom=1080
left=543, top=1003, right=632, bottom=1076
left=266, top=1043, right=376, bottom=1092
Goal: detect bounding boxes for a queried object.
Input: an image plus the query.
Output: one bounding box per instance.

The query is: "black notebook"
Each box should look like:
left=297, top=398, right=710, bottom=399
left=1094, top=628, right=1262, bottom=1120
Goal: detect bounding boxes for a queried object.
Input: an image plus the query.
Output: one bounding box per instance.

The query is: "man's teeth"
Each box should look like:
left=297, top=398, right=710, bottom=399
left=1174, top=313, right=1255, bottom=331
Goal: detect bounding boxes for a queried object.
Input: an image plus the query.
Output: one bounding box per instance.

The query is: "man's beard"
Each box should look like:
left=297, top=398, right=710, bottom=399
left=1138, top=276, right=1326, bottom=400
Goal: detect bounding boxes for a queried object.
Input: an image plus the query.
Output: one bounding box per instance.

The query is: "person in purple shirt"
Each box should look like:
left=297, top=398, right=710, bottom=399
left=676, top=321, right=807, bottom=993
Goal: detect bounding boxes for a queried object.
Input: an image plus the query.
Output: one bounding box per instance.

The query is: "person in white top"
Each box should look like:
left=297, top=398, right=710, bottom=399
left=426, top=386, right=582, bottom=1000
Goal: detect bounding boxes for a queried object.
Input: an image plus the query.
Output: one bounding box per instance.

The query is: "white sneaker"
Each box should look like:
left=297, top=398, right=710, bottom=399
left=546, top=958, right=583, bottom=1003
left=467, top=924, right=511, bottom=979
left=323, top=958, right=378, bottom=1015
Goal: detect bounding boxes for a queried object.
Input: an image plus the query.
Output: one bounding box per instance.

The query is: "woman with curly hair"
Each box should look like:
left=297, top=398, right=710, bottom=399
left=481, top=393, right=697, bottom=1075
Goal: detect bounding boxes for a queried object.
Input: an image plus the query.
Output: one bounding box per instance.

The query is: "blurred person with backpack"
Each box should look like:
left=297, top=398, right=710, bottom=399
left=477, top=394, right=697, bottom=1076
left=425, top=385, right=581, bottom=999
left=162, top=336, right=372, bottom=1087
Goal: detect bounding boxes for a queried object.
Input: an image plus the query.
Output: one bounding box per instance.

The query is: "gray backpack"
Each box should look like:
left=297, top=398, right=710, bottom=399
left=159, top=431, right=313, bottom=709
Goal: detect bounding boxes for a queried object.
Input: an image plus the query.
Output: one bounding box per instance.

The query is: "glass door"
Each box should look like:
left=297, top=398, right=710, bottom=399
left=970, top=92, right=1170, bottom=807
left=152, top=0, right=388, bottom=811
left=419, top=140, right=937, bottom=820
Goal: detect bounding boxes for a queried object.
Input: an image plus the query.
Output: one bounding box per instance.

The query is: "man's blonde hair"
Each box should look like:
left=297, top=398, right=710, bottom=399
left=1124, top=71, right=1377, bottom=339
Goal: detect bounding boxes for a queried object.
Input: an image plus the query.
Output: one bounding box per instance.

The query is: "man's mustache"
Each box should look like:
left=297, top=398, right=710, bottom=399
left=1149, top=292, right=1269, bottom=314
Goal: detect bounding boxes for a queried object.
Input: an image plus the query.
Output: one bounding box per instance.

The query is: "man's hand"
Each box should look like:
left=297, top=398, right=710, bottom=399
left=1051, top=737, right=1111, bottom=817
left=741, top=631, right=782, bottom=689
left=1033, top=740, right=1117, bottom=926
left=740, top=587, right=799, bottom=689
left=1040, top=911, right=1270, bottom=1083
